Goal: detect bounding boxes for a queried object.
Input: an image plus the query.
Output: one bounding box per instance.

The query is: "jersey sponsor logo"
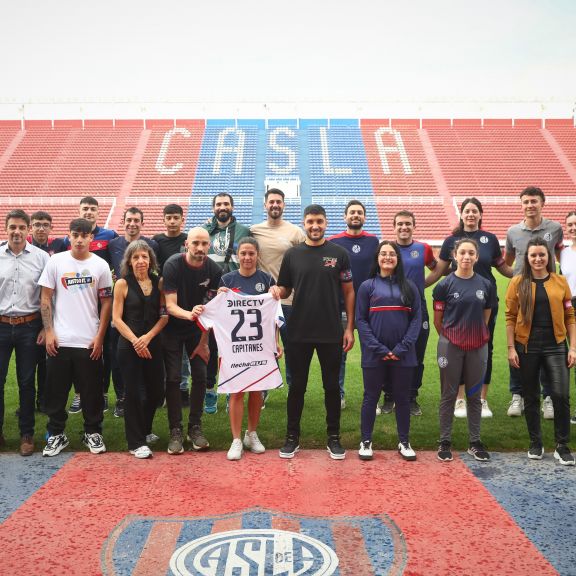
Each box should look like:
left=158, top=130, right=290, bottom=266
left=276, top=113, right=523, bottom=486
left=60, top=271, right=94, bottom=292
left=438, top=356, right=448, bottom=368
left=323, top=257, right=337, bottom=268
left=410, top=250, right=419, bottom=258
left=102, top=508, right=407, bottom=576
left=543, top=232, right=552, bottom=241
left=352, top=244, right=361, bottom=254
left=480, top=235, right=489, bottom=244
left=476, top=290, right=484, bottom=300
left=227, top=298, right=265, bottom=308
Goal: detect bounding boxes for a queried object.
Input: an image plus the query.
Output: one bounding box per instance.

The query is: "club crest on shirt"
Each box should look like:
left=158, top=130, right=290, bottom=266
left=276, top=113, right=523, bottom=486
left=352, top=244, right=361, bottom=254
left=452, top=292, right=460, bottom=299
left=101, top=508, right=407, bottom=576
left=255, top=282, right=266, bottom=293
left=438, top=356, right=449, bottom=368
left=476, top=290, right=484, bottom=300
left=323, top=257, right=337, bottom=268
left=543, top=232, right=552, bottom=241
left=479, top=236, right=488, bottom=244
left=410, top=250, right=419, bottom=258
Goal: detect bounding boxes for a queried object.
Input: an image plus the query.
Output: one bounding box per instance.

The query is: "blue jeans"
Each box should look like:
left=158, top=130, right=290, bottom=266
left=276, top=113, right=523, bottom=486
left=0, top=318, right=42, bottom=436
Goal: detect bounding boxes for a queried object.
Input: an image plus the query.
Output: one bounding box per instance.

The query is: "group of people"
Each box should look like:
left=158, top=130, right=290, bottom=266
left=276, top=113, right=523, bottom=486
left=0, top=185, right=574, bottom=466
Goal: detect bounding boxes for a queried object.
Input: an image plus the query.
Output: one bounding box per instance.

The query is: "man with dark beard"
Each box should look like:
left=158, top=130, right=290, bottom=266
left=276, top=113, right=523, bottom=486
left=328, top=200, right=379, bottom=408
left=202, top=193, right=251, bottom=413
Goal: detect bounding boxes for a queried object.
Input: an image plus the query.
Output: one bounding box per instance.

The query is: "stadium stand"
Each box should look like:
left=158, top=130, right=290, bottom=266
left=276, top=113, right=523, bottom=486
left=0, top=119, right=574, bottom=241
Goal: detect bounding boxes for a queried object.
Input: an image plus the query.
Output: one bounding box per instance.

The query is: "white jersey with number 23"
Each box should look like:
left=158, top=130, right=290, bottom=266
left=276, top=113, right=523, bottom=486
left=197, top=291, right=284, bottom=393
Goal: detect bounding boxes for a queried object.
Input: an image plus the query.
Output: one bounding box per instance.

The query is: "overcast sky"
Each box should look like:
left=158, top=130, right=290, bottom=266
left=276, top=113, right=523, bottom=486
left=1, top=0, right=575, bottom=105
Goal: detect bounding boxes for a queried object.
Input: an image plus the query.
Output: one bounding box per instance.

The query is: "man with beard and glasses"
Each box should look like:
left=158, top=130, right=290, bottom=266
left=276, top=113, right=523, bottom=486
left=271, top=204, right=355, bottom=460
left=328, top=200, right=379, bottom=409
left=202, top=193, right=251, bottom=413
left=251, top=188, right=305, bottom=390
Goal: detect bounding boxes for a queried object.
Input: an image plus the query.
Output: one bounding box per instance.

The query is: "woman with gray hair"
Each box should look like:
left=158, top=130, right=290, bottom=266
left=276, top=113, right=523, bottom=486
left=113, top=240, right=168, bottom=458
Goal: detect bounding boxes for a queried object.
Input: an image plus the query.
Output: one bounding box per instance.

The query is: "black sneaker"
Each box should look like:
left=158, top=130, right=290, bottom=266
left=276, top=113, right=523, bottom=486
left=468, top=441, right=490, bottom=462
left=327, top=436, right=346, bottom=460
left=279, top=436, right=299, bottom=459
left=437, top=441, right=453, bottom=462
left=409, top=400, right=422, bottom=416
left=113, top=398, right=124, bottom=418
left=554, top=444, right=575, bottom=466
left=527, top=442, right=544, bottom=460
left=381, top=399, right=395, bottom=414
left=180, top=389, right=190, bottom=408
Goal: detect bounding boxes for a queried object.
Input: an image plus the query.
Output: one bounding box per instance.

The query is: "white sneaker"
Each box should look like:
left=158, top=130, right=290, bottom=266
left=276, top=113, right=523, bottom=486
left=243, top=430, right=265, bottom=454
left=398, top=442, right=417, bottom=461
left=375, top=405, right=382, bottom=416
left=130, top=445, right=152, bottom=459
left=358, top=440, right=373, bottom=460
left=227, top=438, right=243, bottom=460
left=340, top=397, right=346, bottom=410
left=82, top=432, right=106, bottom=454
left=146, top=433, right=160, bottom=444
left=481, top=399, right=493, bottom=418
left=507, top=394, right=524, bottom=417
left=542, top=396, right=554, bottom=420
left=454, top=399, right=467, bottom=418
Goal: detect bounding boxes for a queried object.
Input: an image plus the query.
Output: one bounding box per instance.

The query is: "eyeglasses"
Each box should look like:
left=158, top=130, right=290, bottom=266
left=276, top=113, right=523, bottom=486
left=32, top=223, right=51, bottom=229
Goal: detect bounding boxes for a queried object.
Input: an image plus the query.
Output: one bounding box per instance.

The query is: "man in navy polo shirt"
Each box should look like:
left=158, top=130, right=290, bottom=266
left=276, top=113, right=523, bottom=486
left=328, top=199, right=379, bottom=409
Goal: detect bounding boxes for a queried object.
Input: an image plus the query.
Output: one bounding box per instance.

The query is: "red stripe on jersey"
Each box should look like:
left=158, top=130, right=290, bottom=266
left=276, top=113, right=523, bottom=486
left=239, top=366, right=281, bottom=392
left=370, top=306, right=412, bottom=313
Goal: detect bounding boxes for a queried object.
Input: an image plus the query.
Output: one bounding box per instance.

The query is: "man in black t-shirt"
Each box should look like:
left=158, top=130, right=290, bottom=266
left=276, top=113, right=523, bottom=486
left=271, top=204, right=355, bottom=460
left=163, top=227, right=222, bottom=455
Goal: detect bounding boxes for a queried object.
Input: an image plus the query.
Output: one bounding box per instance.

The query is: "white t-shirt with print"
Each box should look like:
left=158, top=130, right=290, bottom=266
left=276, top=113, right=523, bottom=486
left=38, top=251, right=113, bottom=348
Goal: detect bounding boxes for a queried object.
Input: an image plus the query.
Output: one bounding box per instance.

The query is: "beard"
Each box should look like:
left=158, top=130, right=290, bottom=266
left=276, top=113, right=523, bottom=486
left=347, top=221, right=363, bottom=230
left=216, top=209, right=232, bottom=223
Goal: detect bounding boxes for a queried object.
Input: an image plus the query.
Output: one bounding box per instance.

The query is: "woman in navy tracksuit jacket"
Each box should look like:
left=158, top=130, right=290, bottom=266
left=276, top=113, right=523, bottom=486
left=356, top=240, right=422, bottom=461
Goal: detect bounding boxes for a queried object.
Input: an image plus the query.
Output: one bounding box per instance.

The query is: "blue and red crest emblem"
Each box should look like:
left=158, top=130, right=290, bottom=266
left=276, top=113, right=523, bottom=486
left=101, top=507, right=407, bottom=575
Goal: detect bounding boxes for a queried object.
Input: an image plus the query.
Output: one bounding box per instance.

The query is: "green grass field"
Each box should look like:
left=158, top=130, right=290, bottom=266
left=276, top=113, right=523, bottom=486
left=1, top=274, right=573, bottom=454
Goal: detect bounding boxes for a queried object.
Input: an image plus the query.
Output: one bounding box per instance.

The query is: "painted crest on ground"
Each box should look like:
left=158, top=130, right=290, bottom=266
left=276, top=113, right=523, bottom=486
left=101, top=508, right=407, bottom=575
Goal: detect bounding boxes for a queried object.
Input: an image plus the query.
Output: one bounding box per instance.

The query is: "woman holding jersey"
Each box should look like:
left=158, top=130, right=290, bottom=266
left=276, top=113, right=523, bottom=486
left=506, top=238, right=575, bottom=465
left=433, top=238, right=495, bottom=462
left=356, top=240, right=421, bottom=461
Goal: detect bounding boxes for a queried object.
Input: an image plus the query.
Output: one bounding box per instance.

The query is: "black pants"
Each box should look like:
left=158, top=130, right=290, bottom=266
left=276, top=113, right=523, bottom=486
left=163, top=332, right=207, bottom=431
left=45, top=347, right=104, bottom=436
left=109, top=326, right=125, bottom=401
left=287, top=341, right=342, bottom=438
left=517, top=327, right=571, bottom=446
left=118, top=338, right=164, bottom=450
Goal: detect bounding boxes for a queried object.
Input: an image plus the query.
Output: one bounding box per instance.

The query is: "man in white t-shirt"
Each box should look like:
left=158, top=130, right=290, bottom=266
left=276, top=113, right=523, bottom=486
left=39, top=218, right=113, bottom=457
left=250, top=188, right=305, bottom=388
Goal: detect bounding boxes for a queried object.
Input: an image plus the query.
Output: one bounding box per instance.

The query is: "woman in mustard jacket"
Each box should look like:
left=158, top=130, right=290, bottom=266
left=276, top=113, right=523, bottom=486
left=506, top=238, right=576, bottom=465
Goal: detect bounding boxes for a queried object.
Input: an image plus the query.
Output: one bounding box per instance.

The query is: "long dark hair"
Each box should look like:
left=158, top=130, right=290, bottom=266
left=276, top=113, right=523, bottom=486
left=369, top=240, right=415, bottom=308
left=452, top=197, right=483, bottom=236
left=517, top=238, right=554, bottom=323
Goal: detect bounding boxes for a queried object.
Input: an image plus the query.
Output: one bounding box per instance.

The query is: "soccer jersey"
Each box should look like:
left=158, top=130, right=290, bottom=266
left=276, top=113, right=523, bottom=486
left=439, top=230, right=504, bottom=287
left=220, top=269, right=276, bottom=294
left=506, top=218, right=563, bottom=276
left=38, top=251, right=113, bottom=348
left=328, top=231, right=379, bottom=294
left=397, top=240, right=437, bottom=299
left=432, top=272, right=495, bottom=351
left=197, top=291, right=284, bottom=393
